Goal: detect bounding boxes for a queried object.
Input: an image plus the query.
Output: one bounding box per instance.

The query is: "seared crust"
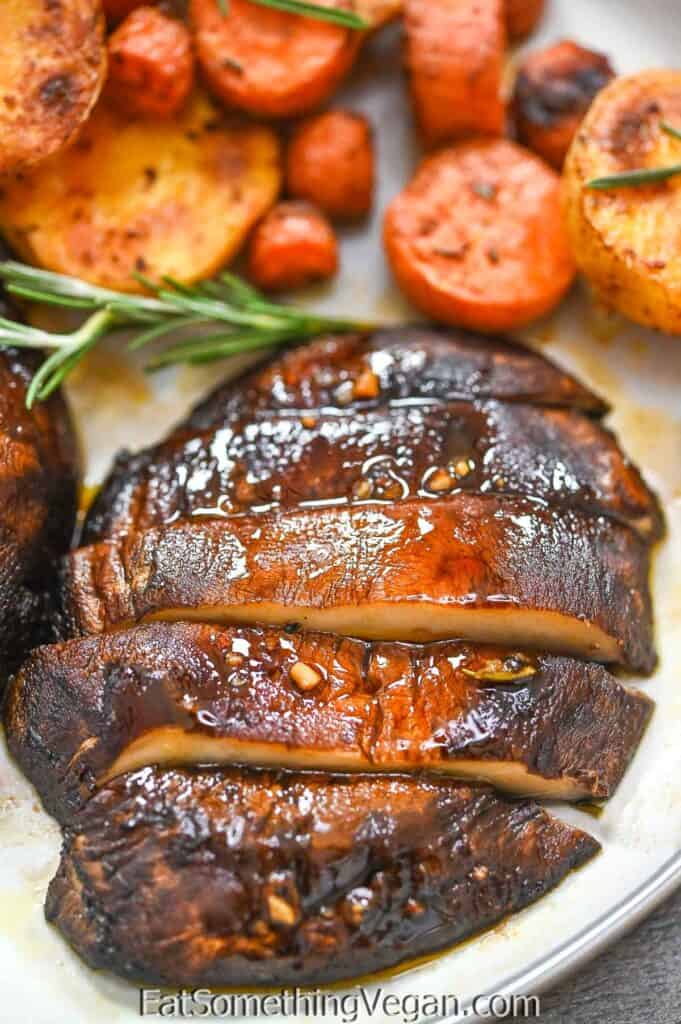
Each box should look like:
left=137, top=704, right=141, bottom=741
left=82, top=399, right=662, bottom=545
left=513, top=41, right=614, bottom=169
left=181, top=327, right=609, bottom=433
left=0, top=348, right=79, bottom=684
left=60, top=496, right=656, bottom=671
left=45, top=766, right=599, bottom=986
left=5, top=621, right=653, bottom=819
left=2, top=322, right=650, bottom=989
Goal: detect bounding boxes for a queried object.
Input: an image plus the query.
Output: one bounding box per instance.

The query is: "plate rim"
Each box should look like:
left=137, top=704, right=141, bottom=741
left=439, top=848, right=681, bottom=1022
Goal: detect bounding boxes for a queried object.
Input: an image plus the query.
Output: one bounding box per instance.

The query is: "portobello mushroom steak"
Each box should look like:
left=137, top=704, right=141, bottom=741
left=0, top=346, right=78, bottom=686
left=45, top=767, right=599, bottom=987
left=3, top=326, right=662, bottom=986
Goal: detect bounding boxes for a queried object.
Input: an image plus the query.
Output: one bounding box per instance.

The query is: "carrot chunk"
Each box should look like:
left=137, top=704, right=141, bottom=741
left=404, top=0, right=505, bottom=148
left=107, top=6, right=194, bottom=119
left=247, top=201, right=339, bottom=291
left=384, top=139, right=576, bottom=332
left=513, top=40, right=615, bottom=169
left=102, top=0, right=142, bottom=24
left=286, top=110, right=374, bottom=220
left=504, top=0, right=544, bottom=40
left=190, top=0, right=361, bottom=119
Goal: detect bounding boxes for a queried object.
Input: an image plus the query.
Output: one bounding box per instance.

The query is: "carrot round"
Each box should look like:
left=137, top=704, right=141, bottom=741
left=107, top=7, right=194, bottom=119
left=247, top=201, right=339, bottom=291
left=384, top=139, right=576, bottom=332
left=286, top=110, right=374, bottom=220
left=504, top=0, right=545, bottom=40
left=512, top=41, right=614, bottom=170
left=404, top=0, right=505, bottom=148
left=190, top=0, right=361, bottom=119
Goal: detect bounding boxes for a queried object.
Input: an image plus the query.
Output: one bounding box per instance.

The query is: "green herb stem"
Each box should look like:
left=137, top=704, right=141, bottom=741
left=586, top=119, right=681, bottom=190
left=25, top=308, right=118, bottom=406
left=0, top=261, right=376, bottom=407
left=661, top=121, right=681, bottom=143
left=226, top=0, right=367, bottom=29
left=586, top=163, right=681, bottom=190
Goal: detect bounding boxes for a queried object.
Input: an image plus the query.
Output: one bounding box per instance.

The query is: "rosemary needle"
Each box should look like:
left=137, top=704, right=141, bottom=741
left=586, top=163, right=681, bottom=190
left=661, top=120, right=681, bottom=143
left=0, top=261, right=377, bottom=407
left=222, top=0, right=368, bottom=29
left=586, top=119, right=681, bottom=190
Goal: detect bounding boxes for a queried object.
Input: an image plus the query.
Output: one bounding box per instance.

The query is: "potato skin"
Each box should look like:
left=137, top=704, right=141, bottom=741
left=384, top=139, right=575, bottom=332
left=504, top=0, right=544, bottom=40
left=0, top=92, right=281, bottom=292
left=247, top=201, right=338, bottom=291
left=286, top=111, right=374, bottom=220
left=404, top=0, right=505, bottom=148
left=513, top=41, right=614, bottom=169
left=190, top=0, right=361, bottom=119
left=0, top=0, right=106, bottom=174
left=107, top=7, right=194, bottom=119
left=563, top=70, right=681, bottom=335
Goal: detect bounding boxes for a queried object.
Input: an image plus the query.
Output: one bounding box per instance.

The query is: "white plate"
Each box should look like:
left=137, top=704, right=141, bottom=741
left=2, top=2, right=681, bottom=1021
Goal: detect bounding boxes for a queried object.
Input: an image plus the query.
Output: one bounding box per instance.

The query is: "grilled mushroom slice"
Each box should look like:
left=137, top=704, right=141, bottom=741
left=0, top=348, right=78, bottom=686
left=82, top=399, right=662, bottom=545
left=60, top=495, right=655, bottom=671
left=45, top=765, right=599, bottom=986
left=180, top=325, right=609, bottom=434
left=5, top=621, right=652, bottom=819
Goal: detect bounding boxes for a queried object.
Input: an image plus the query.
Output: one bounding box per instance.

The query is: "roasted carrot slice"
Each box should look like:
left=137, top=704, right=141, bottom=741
left=404, top=0, right=505, bottom=148
left=247, top=201, right=338, bottom=291
left=504, top=0, right=544, bottom=40
left=190, top=0, right=361, bottom=118
left=513, top=40, right=614, bottom=169
left=107, top=6, right=194, bottom=119
left=286, top=110, right=374, bottom=219
left=384, top=139, right=576, bottom=332
left=102, top=0, right=142, bottom=23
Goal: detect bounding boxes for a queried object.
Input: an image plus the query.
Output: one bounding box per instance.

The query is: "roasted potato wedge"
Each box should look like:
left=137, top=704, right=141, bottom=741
left=0, top=0, right=106, bottom=175
left=0, top=92, right=281, bottom=292
left=564, top=70, right=681, bottom=334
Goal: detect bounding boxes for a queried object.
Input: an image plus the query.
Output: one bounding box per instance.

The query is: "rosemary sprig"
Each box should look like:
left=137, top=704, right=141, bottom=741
left=225, top=0, right=367, bottom=29
left=0, top=261, right=375, bottom=407
left=586, top=163, right=681, bottom=190
left=661, top=121, right=681, bottom=143
left=586, top=120, right=681, bottom=190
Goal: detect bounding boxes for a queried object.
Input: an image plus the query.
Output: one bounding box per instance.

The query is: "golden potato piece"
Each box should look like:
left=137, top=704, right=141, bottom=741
left=0, top=0, right=106, bottom=174
left=564, top=70, right=681, bottom=335
left=0, top=92, right=281, bottom=291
